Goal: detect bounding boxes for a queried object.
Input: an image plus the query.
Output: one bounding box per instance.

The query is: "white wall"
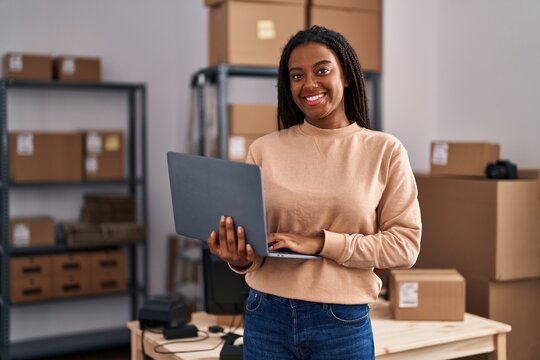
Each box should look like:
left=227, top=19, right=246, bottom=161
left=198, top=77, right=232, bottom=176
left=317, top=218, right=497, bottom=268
left=383, top=0, right=540, bottom=171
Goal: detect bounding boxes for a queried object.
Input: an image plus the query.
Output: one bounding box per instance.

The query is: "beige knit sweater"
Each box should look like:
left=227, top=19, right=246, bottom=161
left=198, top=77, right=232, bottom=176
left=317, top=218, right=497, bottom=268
left=235, top=120, right=421, bottom=304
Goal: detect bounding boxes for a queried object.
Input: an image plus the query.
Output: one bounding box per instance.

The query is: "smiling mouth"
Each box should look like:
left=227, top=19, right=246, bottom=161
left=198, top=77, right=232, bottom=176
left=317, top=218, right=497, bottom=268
left=304, top=93, right=325, bottom=106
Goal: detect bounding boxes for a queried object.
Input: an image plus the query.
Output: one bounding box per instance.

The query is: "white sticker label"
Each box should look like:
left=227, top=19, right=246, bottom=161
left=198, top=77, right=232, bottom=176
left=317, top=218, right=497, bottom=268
left=229, top=136, right=247, bottom=159
left=86, top=156, right=98, bottom=173
left=399, top=282, right=419, bottom=308
left=17, top=133, right=34, bottom=155
left=257, top=20, right=276, bottom=40
left=432, top=142, right=449, bottom=165
left=86, top=132, right=102, bottom=154
left=9, top=54, right=23, bottom=72
left=13, top=223, right=31, bottom=247
left=62, top=58, right=76, bottom=75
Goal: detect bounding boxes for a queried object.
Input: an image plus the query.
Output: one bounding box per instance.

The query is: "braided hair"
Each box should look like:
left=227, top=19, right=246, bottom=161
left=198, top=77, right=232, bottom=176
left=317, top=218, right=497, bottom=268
left=277, top=25, right=371, bottom=130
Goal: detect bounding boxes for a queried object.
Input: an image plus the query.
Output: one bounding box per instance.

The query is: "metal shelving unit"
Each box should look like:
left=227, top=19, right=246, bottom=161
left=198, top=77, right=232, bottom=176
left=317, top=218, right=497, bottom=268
left=0, top=78, right=148, bottom=359
left=190, top=64, right=381, bottom=159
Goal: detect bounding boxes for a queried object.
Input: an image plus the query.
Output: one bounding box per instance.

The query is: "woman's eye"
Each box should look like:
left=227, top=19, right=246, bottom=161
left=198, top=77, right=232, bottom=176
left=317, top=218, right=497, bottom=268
left=290, top=73, right=303, bottom=80
left=317, top=68, right=330, bottom=75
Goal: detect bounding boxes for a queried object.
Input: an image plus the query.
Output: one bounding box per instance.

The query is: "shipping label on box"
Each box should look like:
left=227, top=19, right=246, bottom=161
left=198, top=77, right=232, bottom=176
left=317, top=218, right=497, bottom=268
left=390, top=269, right=465, bottom=321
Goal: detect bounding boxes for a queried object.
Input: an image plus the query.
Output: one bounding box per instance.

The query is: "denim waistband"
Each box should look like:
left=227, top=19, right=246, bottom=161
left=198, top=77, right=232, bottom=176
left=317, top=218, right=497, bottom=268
left=250, top=288, right=368, bottom=309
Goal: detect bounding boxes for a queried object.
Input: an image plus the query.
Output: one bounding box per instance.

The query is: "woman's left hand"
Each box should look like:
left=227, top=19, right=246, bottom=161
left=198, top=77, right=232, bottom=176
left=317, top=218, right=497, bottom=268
left=267, top=232, right=324, bottom=255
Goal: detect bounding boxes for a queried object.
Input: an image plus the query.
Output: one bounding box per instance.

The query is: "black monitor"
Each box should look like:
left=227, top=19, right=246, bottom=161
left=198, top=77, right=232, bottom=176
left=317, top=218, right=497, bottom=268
left=202, top=247, right=250, bottom=315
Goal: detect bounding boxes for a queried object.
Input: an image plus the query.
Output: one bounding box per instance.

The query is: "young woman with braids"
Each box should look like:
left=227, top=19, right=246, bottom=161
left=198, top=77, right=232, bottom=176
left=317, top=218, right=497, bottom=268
left=208, top=25, right=422, bottom=359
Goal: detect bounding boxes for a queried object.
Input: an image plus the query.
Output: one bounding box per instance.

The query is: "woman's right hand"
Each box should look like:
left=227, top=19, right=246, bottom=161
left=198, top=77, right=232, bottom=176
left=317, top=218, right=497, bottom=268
left=207, top=216, right=255, bottom=269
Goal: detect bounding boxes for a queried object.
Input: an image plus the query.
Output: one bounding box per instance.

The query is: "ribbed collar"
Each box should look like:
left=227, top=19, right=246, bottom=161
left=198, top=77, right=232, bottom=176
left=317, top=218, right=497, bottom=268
left=297, top=120, right=363, bottom=138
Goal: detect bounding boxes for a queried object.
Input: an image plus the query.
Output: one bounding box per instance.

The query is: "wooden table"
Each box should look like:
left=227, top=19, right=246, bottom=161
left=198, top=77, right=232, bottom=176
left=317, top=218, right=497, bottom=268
left=128, top=301, right=511, bottom=360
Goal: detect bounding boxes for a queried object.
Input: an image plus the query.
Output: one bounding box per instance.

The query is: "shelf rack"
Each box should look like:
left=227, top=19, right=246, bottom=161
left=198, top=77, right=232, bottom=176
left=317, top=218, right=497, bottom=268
left=0, top=79, right=148, bottom=359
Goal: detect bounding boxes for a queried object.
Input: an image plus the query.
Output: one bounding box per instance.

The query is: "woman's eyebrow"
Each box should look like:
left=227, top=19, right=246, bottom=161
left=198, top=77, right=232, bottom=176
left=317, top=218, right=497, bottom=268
left=289, top=60, right=333, bottom=73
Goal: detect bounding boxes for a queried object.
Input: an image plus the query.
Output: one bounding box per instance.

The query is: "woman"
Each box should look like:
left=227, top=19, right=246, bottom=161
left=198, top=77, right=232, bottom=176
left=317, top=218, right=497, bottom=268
left=208, top=25, right=421, bottom=359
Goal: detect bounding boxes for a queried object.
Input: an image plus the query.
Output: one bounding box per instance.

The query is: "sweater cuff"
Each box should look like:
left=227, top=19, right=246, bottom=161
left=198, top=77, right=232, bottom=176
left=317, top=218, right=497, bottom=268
left=320, top=230, right=348, bottom=263
left=228, top=255, right=264, bottom=274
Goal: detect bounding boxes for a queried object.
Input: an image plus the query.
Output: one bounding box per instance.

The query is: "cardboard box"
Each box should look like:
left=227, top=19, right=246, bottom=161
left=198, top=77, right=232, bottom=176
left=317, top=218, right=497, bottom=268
left=80, top=194, right=135, bottom=223
left=206, top=0, right=306, bottom=67
left=101, top=222, right=145, bottom=244
left=229, top=104, right=278, bottom=135
left=89, top=250, right=127, bottom=294
left=2, top=53, right=52, bottom=81
left=83, top=131, right=125, bottom=180
left=310, top=0, right=381, bottom=72
left=54, top=56, right=101, bottom=82
left=9, top=132, right=83, bottom=182
left=227, top=104, right=277, bottom=161
left=10, top=255, right=53, bottom=303
left=390, top=269, right=465, bottom=321
left=9, top=217, right=55, bottom=248
left=465, top=277, right=540, bottom=360
left=63, top=222, right=107, bottom=248
left=430, top=142, right=500, bottom=177
left=51, top=253, right=91, bottom=298
left=414, top=172, right=540, bottom=281
left=10, top=276, right=53, bottom=303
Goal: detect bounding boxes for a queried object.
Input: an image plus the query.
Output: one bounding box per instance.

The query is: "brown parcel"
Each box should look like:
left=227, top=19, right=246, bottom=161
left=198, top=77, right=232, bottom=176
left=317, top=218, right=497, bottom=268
left=390, top=269, right=465, bottom=321
left=430, top=141, right=500, bottom=177
left=83, top=131, right=124, bottom=181
left=206, top=0, right=305, bottom=67
left=9, top=132, right=83, bottom=182
left=10, top=255, right=53, bottom=303
left=228, top=104, right=278, bottom=162
left=2, top=53, right=52, bottom=81
left=310, top=0, right=381, bottom=72
left=54, top=56, right=101, bottom=82
left=9, top=217, right=55, bottom=247
left=465, top=277, right=540, bottom=360
left=414, top=171, right=540, bottom=281
left=51, top=253, right=91, bottom=298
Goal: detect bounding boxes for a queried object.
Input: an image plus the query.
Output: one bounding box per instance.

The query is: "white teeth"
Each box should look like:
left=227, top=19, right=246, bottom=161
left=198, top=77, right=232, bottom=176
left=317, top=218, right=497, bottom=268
left=306, top=94, right=324, bottom=101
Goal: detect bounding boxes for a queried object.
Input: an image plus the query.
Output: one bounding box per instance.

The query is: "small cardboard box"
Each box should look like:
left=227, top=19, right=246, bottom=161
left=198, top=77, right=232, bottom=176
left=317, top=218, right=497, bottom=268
left=390, top=269, right=465, bottom=321
left=227, top=104, right=277, bottom=161
left=51, top=253, right=91, bottom=298
left=206, top=0, right=306, bottom=67
left=10, top=255, right=53, bottom=303
left=89, top=250, right=127, bottom=294
left=2, top=53, right=53, bottom=81
left=54, top=56, right=101, bottom=82
left=430, top=141, right=500, bottom=177
left=310, top=0, right=381, bottom=72
left=9, top=132, right=83, bottom=182
left=9, top=217, right=55, bottom=248
left=83, top=131, right=125, bottom=181
left=414, top=171, right=540, bottom=281
left=10, top=275, right=53, bottom=303
left=466, top=277, right=540, bottom=360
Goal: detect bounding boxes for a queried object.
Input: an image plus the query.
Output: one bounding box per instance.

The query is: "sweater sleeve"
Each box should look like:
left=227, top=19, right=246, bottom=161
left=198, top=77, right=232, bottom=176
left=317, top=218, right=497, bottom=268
left=319, top=144, right=422, bottom=269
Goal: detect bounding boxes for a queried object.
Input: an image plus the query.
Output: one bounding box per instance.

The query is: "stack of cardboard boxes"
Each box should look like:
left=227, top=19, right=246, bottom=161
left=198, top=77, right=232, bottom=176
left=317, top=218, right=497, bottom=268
left=414, top=141, right=540, bottom=360
left=2, top=52, right=100, bottom=82
left=10, top=249, right=127, bottom=304
left=204, top=0, right=381, bottom=71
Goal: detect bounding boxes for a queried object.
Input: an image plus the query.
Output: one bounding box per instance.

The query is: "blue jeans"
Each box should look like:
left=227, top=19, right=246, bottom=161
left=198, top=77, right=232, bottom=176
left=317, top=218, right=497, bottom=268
left=243, top=288, right=374, bottom=360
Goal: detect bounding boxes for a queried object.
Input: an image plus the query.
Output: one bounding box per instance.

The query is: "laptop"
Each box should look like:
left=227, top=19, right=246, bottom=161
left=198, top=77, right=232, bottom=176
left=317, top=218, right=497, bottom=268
left=167, top=151, right=320, bottom=259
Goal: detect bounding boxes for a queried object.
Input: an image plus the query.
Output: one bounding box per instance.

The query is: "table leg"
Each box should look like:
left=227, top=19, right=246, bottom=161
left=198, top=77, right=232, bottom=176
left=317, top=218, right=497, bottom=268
left=488, top=333, right=507, bottom=360
left=131, top=330, right=143, bottom=360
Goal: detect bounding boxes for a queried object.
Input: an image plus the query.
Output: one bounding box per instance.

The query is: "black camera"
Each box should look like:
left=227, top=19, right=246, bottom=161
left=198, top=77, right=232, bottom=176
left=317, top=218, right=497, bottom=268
left=485, top=160, right=518, bottom=179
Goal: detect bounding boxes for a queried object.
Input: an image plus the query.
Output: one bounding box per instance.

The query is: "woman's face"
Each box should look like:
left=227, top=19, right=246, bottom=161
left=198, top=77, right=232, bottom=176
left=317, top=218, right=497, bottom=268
left=288, top=42, right=349, bottom=129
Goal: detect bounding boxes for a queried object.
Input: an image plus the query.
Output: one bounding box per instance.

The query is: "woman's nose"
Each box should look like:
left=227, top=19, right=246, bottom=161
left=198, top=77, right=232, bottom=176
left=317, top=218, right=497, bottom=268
left=304, top=74, right=318, bottom=89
